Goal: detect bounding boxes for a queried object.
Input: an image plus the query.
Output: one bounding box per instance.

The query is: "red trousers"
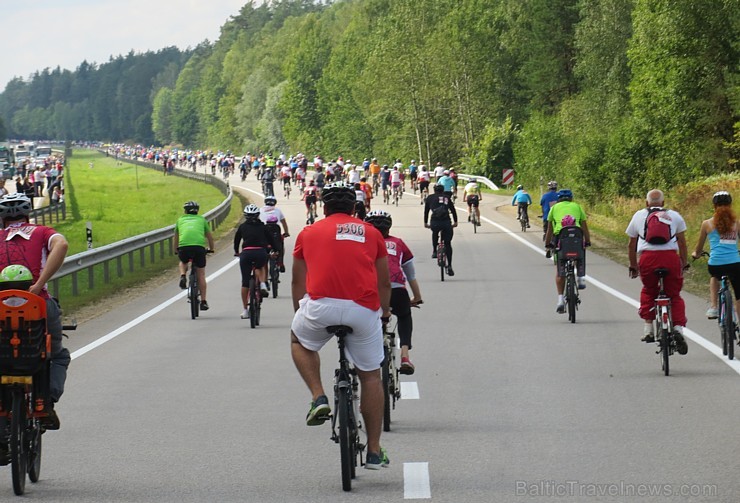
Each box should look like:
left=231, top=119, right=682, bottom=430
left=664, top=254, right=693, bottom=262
left=638, top=250, right=687, bottom=326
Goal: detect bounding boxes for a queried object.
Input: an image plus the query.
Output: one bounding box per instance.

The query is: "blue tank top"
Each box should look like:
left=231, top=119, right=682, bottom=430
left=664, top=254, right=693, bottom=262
left=708, top=227, right=740, bottom=265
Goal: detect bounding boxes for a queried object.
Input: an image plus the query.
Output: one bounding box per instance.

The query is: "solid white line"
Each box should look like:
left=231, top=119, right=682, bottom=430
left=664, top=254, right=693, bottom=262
left=70, top=259, right=239, bottom=360
left=404, top=462, right=431, bottom=499
left=401, top=381, right=420, bottom=399
left=478, top=213, right=740, bottom=376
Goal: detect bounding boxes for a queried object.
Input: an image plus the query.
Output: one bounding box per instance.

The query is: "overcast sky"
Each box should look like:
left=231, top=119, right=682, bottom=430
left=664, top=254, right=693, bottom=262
left=2, top=0, right=249, bottom=91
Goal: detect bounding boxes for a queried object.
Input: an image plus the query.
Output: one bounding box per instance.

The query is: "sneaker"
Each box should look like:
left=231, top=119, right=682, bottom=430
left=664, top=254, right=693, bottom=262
left=545, top=249, right=552, bottom=259
left=179, top=275, right=186, bottom=289
left=400, top=358, right=415, bottom=375
left=365, top=448, right=389, bottom=470
left=41, top=405, right=60, bottom=431
left=526, top=223, right=531, bottom=228
left=641, top=324, right=655, bottom=343
left=279, top=264, right=286, bottom=273
left=200, top=300, right=209, bottom=311
left=306, top=395, right=331, bottom=426
left=447, top=266, right=455, bottom=276
left=431, top=250, right=437, bottom=259
left=706, top=307, right=719, bottom=319
left=240, top=309, right=249, bottom=319
left=467, top=215, right=471, bottom=222
left=556, top=301, right=565, bottom=314
left=673, top=326, right=688, bottom=355
left=577, top=277, right=587, bottom=290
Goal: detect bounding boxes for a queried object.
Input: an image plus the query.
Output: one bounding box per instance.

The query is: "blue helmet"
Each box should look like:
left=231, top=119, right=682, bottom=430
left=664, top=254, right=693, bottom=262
left=557, top=189, right=573, bottom=201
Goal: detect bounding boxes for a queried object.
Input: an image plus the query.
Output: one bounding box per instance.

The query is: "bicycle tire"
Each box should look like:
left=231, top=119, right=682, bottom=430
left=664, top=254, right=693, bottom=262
left=521, top=216, right=526, bottom=232
left=270, top=258, right=279, bottom=298
left=661, top=328, right=670, bottom=376
left=382, top=353, right=391, bottom=432
left=10, top=392, right=27, bottom=495
left=189, top=270, right=199, bottom=320
left=724, top=290, right=734, bottom=360
left=566, top=273, right=577, bottom=323
left=28, top=420, right=42, bottom=483
left=338, top=387, right=353, bottom=491
left=249, top=278, right=257, bottom=329
left=720, top=291, right=730, bottom=356
left=437, top=243, right=446, bottom=281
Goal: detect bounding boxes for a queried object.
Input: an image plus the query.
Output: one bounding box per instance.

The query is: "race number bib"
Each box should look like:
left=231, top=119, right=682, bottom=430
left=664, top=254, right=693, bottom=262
left=336, top=223, right=366, bottom=243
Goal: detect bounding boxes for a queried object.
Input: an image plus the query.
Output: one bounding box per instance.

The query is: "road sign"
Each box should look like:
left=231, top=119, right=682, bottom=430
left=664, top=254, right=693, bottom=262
left=502, top=168, right=514, bottom=186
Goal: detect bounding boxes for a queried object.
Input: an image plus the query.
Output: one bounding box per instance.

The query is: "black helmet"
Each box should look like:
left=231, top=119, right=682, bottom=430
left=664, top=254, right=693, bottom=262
left=516, top=184, right=523, bottom=190
left=434, top=184, right=444, bottom=193
left=321, top=182, right=356, bottom=214
left=365, top=210, right=392, bottom=231
left=713, top=191, right=732, bottom=206
left=547, top=180, right=558, bottom=190
left=183, top=201, right=199, bottom=214
left=0, top=193, right=33, bottom=219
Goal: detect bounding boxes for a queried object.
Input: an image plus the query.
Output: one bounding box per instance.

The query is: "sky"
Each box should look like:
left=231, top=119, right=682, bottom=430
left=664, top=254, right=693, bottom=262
left=1, top=0, right=250, bottom=91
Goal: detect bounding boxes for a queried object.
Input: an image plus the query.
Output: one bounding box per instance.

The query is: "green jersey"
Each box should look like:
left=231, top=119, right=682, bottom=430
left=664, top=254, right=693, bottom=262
left=547, top=201, right=587, bottom=235
left=176, top=214, right=210, bottom=247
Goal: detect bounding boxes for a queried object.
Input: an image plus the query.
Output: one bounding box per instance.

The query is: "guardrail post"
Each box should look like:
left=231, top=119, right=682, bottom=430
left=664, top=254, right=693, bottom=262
left=103, top=261, right=110, bottom=284
left=117, top=256, right=123, bottom=277
left=88, top=265, right=94, bottom=290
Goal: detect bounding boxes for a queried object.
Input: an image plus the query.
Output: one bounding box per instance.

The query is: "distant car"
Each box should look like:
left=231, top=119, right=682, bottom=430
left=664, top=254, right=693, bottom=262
left=35, top=146, right=52, bottom=161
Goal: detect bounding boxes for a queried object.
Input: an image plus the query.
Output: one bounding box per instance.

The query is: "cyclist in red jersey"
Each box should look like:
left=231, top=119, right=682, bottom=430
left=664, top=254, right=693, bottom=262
left=291, top=182, right=392, bottom=470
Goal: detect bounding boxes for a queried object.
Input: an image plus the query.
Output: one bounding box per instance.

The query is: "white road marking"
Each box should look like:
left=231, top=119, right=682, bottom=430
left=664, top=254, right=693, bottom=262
left=477, top=213, right=740, bottom=376
left=70, top=259, right=239, bottom=360
left=404, top=462, right=431, bottom=499
left=401, top=381, right=420, bottom=399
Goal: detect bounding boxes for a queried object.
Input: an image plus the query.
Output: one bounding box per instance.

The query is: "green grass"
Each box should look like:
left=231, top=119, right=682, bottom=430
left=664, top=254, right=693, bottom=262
left=58, top=150, right=227, bottom=254
left=49, top=150, right=245, bottom=314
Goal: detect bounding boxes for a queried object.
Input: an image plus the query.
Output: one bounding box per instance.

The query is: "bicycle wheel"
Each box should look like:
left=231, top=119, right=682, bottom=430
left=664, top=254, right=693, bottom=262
left=189, top=270, right=199, bottom=320
left=724, top=291, right=734, bottom=360
left=249, top=277, right=257, bottom=329
left=382, top=352, right=391, bottom=432
left=566, top=273, right=577, bottom=323
left=521, top=215, right=526, bottom=232
left=10, top=392, right=28, bottom=495
left=720, top=291, right=730, bottom=356
left=337, top=387, right=353, bottom=491
left=270, top=259, right=279, bottom=298
left=661, top=329, right=670, bottom=376
left=28, top=420, right=42, bottom=483
left=437, top=243, right=446, bottom=281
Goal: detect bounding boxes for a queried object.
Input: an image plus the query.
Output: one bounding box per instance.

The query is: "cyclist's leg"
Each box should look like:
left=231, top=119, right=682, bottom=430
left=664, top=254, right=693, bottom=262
left=443, top=223, right=453, bottom=265
left=194, top=248, right=208, bottom=302
left=391, top=288, right=413, bottom=359
left=238, top=252, right=252, bottom=309
left=431, top=225, right=440, bottom=254
left=46, top=298, right=70, bottom=410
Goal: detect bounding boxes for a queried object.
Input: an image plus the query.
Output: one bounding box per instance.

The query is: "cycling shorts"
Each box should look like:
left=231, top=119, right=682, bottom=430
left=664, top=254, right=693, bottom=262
left=708, top=263, right=740, bottom=300
left=291, top=296, right=383, bottom=371
left=466, top=195, right=480, bottom=207
left=239, top=248, right=268, bottom=287
left=382, top=180, right=391, bottom=189
left=392, top=182, right=401, bottom=188
left=410, top=172, right=418, bottom=181
left=419, top=181, right=430, bottom=191
left=305, top=195, right=317, bottom=208
left=282, top=176, right=291, bottom=184
left=178, top=246, right=208, bottom=269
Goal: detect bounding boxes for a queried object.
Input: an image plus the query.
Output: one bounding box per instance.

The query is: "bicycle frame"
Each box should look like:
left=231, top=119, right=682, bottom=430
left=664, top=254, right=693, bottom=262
left=328, top=326, right=363, bottom=491
left=718, top=275, right=736, bottom=360
left=563, top=256, right=579, bottom=323
left=653, top=271, right=675, bottom=376
left=381, top=318, right=400, bottom=432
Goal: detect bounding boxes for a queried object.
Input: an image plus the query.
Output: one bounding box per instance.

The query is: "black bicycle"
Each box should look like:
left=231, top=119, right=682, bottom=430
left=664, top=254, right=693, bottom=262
left=381, top=318, right=400, bottom=433
left=563, top=256, right=579, bottom=323
left=268, top=254, right=280, bottom=299
left=327, top=325, right=363, bottom=491
left=436, top=234, right=446, bottom=282
left=555, top=226, right=584, bottom=323
left=519, top=203, right=529, bottom=232
left=187, top=258, right=200, bottom=320
left=247, top=265, right=262, bottom=329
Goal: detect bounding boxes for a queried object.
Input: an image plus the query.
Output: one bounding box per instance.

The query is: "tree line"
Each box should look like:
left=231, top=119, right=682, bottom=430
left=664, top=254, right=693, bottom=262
left=0, top=0, right=737, bottom=199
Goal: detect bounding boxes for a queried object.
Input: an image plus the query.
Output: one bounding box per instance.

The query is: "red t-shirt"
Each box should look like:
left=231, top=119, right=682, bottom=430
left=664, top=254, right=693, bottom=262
left=0, top=222, right=61, bottom=299
left=293, top=213, right=387, bottom=310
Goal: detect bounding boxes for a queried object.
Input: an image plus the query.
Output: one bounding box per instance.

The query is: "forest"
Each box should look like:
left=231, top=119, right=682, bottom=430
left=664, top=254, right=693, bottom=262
left=0, top=0, right=737, bottom=199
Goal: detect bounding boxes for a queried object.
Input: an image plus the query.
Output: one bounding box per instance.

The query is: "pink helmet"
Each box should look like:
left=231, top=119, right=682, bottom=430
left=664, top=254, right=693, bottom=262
left=561, top=215, right=576, bottom=227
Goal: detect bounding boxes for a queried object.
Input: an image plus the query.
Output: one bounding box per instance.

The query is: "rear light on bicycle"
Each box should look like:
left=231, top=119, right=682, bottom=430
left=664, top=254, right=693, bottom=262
left=656, top=298, right=670, bottom=307
left=565, top=252, right=578, bottom=258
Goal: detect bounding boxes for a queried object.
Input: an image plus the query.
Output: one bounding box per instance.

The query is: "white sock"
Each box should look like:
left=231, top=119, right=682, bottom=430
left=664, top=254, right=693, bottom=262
left=261, top=282, right=267, bottom=289
left=557, top=295, right=564, bottom=303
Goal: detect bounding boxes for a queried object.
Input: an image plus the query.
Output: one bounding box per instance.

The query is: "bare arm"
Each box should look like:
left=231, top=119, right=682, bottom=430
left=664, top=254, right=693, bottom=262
left=628, top=236, right=639, bottom=278
left=408, top=278, right=422, bottom=304
left=291, top=258, right=307, bottom=312
left=691, top=220, right=709, bottom=259
left=31, top=234, right=68, bottom=296
left=206, top=231, right=215, bottom=251
left=580, top=220, right=591, bottom=243
left=676, top=231, right=688, bottom=268
left=281, top=217, right=290, bottom=236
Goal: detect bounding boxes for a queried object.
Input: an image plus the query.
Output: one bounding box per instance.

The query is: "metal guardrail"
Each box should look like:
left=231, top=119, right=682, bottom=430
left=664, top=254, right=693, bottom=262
left=49, top=158, right=233, bottom=298
left=457, top=173, right=499, bottom=191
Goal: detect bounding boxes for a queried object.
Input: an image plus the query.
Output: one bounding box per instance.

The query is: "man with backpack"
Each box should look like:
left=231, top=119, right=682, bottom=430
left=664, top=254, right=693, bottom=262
left=625, top=189, right=689, bottom=354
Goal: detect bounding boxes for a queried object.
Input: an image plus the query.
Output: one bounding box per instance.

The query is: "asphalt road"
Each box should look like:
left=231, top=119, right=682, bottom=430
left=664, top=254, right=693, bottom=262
left=9, top=172, right=739, bottom=502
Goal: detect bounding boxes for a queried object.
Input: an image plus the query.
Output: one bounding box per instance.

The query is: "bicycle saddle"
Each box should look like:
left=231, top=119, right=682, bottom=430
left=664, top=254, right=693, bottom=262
left=654, top=268, right=670, bottom=278
left=326, top=325, right=354, bottom=336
